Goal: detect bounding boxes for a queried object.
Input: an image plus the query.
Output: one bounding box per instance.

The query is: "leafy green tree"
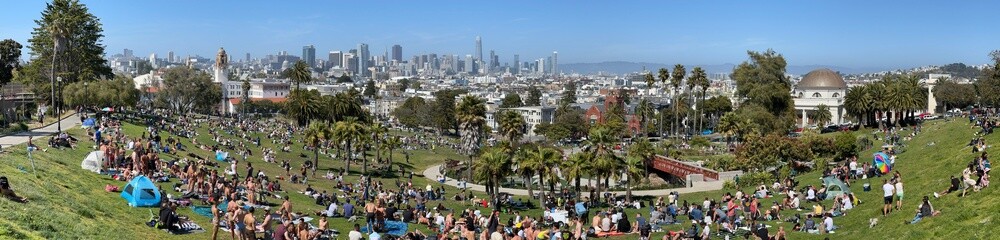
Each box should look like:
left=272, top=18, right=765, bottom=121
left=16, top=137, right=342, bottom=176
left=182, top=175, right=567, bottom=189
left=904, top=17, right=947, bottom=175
left=560, top=81, right=577, bottom=105
left=23, top=0, right=112, bottom=106
left=811, top=104, right=833, bottom=127
left=62, top=75, right=139, bottom=108
left=525, top=85, right=543, bottom=106
left=535, top=104, right=589, bottom=142
left=363, top=80, right=377, bottom=98
left=703, top=96, right=733, bottom=128
left=432, top=89, right=462, bottom=134
left=0, top=39, right=22, bottom=86
left=456, top=95, right=487, bottom=182
left=288, top=60, right=311, bottom=89
left=397, top=78, right=409, bottom=91
left=157, top=67, right=222, bottom=114
left=336, top=74, right=352, bottom=83
left=393, top=97, right=430, bottom=128
left=500, top=93, right=524, bottom=108
left=732, top=49, right=795, bottom=134
left=832, top=131, right=858, bottom=160
left=933, top=77, right=975, bottom=111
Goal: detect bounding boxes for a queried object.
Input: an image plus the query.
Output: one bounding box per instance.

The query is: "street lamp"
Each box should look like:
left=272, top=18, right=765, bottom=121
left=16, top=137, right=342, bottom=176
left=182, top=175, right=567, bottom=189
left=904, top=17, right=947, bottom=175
left=57, top=76, right=62, bottom=133
left=83, top=82, right=89, bottom=113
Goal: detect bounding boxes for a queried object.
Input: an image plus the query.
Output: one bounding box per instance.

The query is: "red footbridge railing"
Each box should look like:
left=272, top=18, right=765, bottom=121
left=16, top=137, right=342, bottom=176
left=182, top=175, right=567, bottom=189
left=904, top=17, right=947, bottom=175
left=649, top=155, right=719, bottom=181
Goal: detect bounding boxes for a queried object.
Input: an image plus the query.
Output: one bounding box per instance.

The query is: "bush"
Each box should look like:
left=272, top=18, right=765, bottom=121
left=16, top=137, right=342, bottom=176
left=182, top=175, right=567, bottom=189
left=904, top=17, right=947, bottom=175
left=723, top=180, right=737, bottom=190
left=17, top=122, right=28, bottom=131
left=705, top=155, right=737, bottom=171
left=833, top=132, right=858, bottom=160
left=735, top=171, right=773, bottom=189
left=691, top=136, right=711, bottom=148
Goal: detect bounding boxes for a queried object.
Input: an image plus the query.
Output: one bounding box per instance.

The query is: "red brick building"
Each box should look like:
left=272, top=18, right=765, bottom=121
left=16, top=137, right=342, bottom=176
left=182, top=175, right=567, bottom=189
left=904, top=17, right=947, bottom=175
left=584, top=89, right=643, bottom=136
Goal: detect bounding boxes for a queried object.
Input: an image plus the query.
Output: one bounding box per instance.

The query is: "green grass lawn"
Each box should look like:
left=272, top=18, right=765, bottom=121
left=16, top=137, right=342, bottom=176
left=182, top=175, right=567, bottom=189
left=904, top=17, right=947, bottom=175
left=0, top=117, right=995, bottom=239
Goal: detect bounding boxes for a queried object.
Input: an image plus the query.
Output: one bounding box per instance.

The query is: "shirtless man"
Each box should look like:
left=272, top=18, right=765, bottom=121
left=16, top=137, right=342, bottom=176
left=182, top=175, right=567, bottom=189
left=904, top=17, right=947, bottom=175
left=258, top=208, right=274, bottom=236
left=280, top=196, right=293, bottom=221
left=243, top=207, right=257, bottom=240
left=211, top=199, right=221, bottom=240
left=364, top=200, right=377, bottom=233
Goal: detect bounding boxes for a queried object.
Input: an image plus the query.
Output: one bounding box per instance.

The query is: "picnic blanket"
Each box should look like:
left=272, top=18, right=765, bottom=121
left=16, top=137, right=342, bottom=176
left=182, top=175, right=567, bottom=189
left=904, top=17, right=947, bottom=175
left=595, top=231, right=626, bottom=237
left=360, top=221, right=408, bottom=236
left=168, top=219, right=206, bottom=235
left=191, top=206, right=214, bottom=219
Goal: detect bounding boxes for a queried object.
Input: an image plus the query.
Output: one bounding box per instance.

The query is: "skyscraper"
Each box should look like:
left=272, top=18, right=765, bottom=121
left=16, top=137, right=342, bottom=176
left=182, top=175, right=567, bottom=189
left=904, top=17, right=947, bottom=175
left=475, top=36, right=482, bottom=65
left=329, top=51, right=343, bottom=68
left=302, top=45, right=316, bottom=68
left=343, top=53, right=356, bottom=74
left=391, top=45, right=402, bottom=62
left=513, top=54, right=520, bottom=74
left=246, top=53, right=251, bottom=63
left=465, top=55, right=474, bottom=74
left=123, top=49, right=133, bottom=59
left=552, top=51, right=558, bottom=76
left=488, top=50, right=496, bottom=73
left=357, top=43, right=370, bottom=77
left=167, top=51, right=174, bottom=64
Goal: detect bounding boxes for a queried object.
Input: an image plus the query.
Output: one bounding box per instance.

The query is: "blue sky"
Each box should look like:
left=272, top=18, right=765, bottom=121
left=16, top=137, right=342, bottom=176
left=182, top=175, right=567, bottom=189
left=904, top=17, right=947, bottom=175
left=1, top=0, right=997, bottom=69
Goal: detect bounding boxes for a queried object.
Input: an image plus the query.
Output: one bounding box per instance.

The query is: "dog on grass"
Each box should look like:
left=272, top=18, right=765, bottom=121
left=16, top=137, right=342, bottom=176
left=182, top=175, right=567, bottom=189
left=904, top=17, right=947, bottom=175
left=869, top=218, right=878, bottom=228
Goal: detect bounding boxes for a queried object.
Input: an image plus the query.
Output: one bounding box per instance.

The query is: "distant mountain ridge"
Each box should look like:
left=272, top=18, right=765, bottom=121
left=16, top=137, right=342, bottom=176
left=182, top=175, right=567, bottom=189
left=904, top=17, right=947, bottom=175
left=558, top=61, right=889, bottom=76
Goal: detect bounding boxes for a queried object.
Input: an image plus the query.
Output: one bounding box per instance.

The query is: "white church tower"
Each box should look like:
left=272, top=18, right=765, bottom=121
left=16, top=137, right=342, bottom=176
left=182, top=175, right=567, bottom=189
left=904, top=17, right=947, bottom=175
left=213, top=47, right=229, bottom=83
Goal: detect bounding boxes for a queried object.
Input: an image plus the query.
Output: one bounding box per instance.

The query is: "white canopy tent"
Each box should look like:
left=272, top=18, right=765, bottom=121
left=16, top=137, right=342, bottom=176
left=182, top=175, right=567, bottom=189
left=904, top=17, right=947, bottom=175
left=81, top=151, right=105, bottom=173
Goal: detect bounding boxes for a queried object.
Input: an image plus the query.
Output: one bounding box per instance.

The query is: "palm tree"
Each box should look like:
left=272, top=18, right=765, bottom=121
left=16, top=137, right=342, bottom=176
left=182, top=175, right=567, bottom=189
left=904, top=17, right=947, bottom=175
left=383, top=135, right=402, bottom=164
left=686, top=67, right=701, bottom=135
left=811, top=104, right=833, bottom=127
left=334, top=117, right=365, bottom=175
left=657, top=68, right=670, bottom=136
left=473, top=147, right=511, bottom=197
left=692, top=67, right=710, bottom=133
left=304, top=121, right=332, bottom=175
left=628, top=136, right=655, bottom=184
left=636, top=98, right=655, bottom=137
left=288, top=60, right=312, bottom=89
left=623, top=155, right=646, bottom=202
left=286, top=89, right=324, bottom=126
left=526, top=145, right=563, bottom=194
left=456, top=95, right=487, bottom=182
left=369, top=122, right=387, bottom=164
left=586, top=125, right=621, bottom=199
left=515, top=148, right=540, bottom=198
left=563, top=152, right=593, bottom=201
left=48, top=13, right=72, bottom=123
left=671, top=64, right=686, bottom=137
left=717, top=112, right=739, bottom=145
left=498, top=110, right=526, bottom=148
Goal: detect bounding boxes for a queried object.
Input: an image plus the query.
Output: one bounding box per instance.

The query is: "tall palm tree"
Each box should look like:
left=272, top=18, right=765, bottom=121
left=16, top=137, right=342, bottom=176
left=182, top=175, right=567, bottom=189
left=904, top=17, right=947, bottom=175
left=636, top=98, right=655, bottom=137
left=691, top=67, right=710, bottom=133
left=658, top=68, right=670, bottom=136
left=671, top=64, right=686, bottom=137
left=622, top=155, right=646, bottom=202
left=383, top=135, right=402, bottom=164
left=563, top=151, right=593, bottom=201
left=498, top=110, right=526, bottom=148
left=304, top=121, right=332, bottom=175
left=685, top=67, right=700, bottom=135
left=334, top=117, right=365, bottom=175
left=48, top=13, right=72, bottom=122
left=628, top=136, right=655, bottom=184
left=473, top=147, right=511, bottom=197
left=514, top=148, right=540, bottom=198
left=526, top=145, right=563, bottom=194
left=288, top=60, right=312, bottom=90
left=287, top=89, right=323, bottom=126
left=369, top=122, right=387, bottom=164
left=586, top=125, right=621, bottom=199
left=456, top=95, right=487, bottom=182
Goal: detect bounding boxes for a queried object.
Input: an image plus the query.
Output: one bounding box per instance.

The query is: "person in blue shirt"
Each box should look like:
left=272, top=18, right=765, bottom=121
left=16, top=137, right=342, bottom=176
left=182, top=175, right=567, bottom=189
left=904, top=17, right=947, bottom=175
left=688, top=206, right=703, bottom=223
left=343, top=201, right=355, bottom=218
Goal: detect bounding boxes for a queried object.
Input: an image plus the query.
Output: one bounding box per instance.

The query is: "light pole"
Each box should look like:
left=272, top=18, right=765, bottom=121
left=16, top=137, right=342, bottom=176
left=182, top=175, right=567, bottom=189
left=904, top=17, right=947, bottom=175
left=57, top=76, right=62, bottom=133
left=83, top=82, right=88, bottom=113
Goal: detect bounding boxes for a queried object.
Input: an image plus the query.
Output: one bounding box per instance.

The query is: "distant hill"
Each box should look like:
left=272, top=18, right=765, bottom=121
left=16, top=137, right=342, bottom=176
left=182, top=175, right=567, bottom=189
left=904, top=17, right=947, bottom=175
left=558, top=61, right=887, bottom=76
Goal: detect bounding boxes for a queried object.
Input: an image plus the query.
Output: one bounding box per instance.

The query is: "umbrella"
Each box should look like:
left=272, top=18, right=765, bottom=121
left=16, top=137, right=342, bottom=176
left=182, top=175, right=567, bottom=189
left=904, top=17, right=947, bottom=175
left=873, top=152, right=891, bottom=174
left=101, top=107, right=114, bottom=112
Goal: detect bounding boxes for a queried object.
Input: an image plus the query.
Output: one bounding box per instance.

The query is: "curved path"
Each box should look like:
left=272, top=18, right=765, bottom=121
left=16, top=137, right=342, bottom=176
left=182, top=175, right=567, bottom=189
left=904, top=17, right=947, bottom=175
left=0, top=115, right=81, bottom=148
left=422, top=164, right=723, bottom=197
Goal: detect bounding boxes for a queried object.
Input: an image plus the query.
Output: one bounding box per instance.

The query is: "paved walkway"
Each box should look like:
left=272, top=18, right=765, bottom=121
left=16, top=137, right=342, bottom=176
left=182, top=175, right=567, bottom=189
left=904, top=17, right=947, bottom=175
left=422, top=164, right=723, bottom=197
left=0, top=116, right=81, bottom=149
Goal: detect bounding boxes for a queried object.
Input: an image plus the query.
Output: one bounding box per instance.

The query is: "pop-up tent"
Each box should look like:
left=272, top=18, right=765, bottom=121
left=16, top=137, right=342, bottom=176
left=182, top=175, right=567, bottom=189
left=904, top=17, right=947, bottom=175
left=121, top=175, right=161, bottom=207
left=81, top=118, right=96, bottom=128
left=80, top=151, right=105, bottom=173
left=822, top=176, right=852, bottom=200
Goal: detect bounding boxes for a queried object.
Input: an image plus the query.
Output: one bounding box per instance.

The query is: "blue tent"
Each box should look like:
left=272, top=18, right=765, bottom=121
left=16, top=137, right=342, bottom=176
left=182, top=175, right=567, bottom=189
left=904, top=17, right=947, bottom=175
left=215, top=151, right=228, bottom=161
left=120, top=175, right=161, bottom=207
left=82, top=118, right=96, bottom=128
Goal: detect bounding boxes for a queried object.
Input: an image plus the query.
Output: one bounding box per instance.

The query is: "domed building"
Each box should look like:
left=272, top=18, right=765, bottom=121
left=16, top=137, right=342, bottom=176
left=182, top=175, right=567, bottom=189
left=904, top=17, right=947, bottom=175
left=793, top=68, right=847, bottom=128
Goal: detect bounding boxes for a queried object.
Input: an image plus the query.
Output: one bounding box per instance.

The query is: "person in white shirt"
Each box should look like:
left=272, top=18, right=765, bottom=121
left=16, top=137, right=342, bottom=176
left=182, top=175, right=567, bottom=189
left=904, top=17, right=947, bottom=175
left=882, top=179, right=895, bottom=216
left=348, top=224, right=363, bottom=240
left=823, top=214, right=836, bottom=233
left=894, top=179, right=904, bottom=210
left=841, top=195, right=853, bottom=210
left=849, top=159, right=859, bottom=178
left=806, top=186, right=817, bottom=201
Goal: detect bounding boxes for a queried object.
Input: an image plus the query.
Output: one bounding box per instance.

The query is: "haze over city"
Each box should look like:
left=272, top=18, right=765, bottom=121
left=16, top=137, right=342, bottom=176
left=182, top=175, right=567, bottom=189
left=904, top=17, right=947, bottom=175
left=2, top=0, right=999, bottom=71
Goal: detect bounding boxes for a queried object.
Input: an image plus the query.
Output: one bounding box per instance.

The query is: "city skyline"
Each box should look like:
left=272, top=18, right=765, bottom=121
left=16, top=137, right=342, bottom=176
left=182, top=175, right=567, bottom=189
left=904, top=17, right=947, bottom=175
left=1, top=1, right=999, bottom=70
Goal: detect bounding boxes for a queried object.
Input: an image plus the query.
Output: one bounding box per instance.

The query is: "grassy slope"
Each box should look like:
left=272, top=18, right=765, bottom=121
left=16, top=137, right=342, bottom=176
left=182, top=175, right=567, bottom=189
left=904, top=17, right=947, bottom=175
left=0, top=118, right=995, bottom=239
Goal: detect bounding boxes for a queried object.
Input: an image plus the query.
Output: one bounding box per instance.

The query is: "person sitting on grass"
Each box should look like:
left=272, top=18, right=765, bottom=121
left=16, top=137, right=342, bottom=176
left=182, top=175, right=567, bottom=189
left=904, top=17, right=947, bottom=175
left=962, top=164, right=981, bottom=196
left=908, top=196, right=941, bottom=224
left=936, top=175, right=961, bottom=198
left=0, top=176, right=28, bottom=203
